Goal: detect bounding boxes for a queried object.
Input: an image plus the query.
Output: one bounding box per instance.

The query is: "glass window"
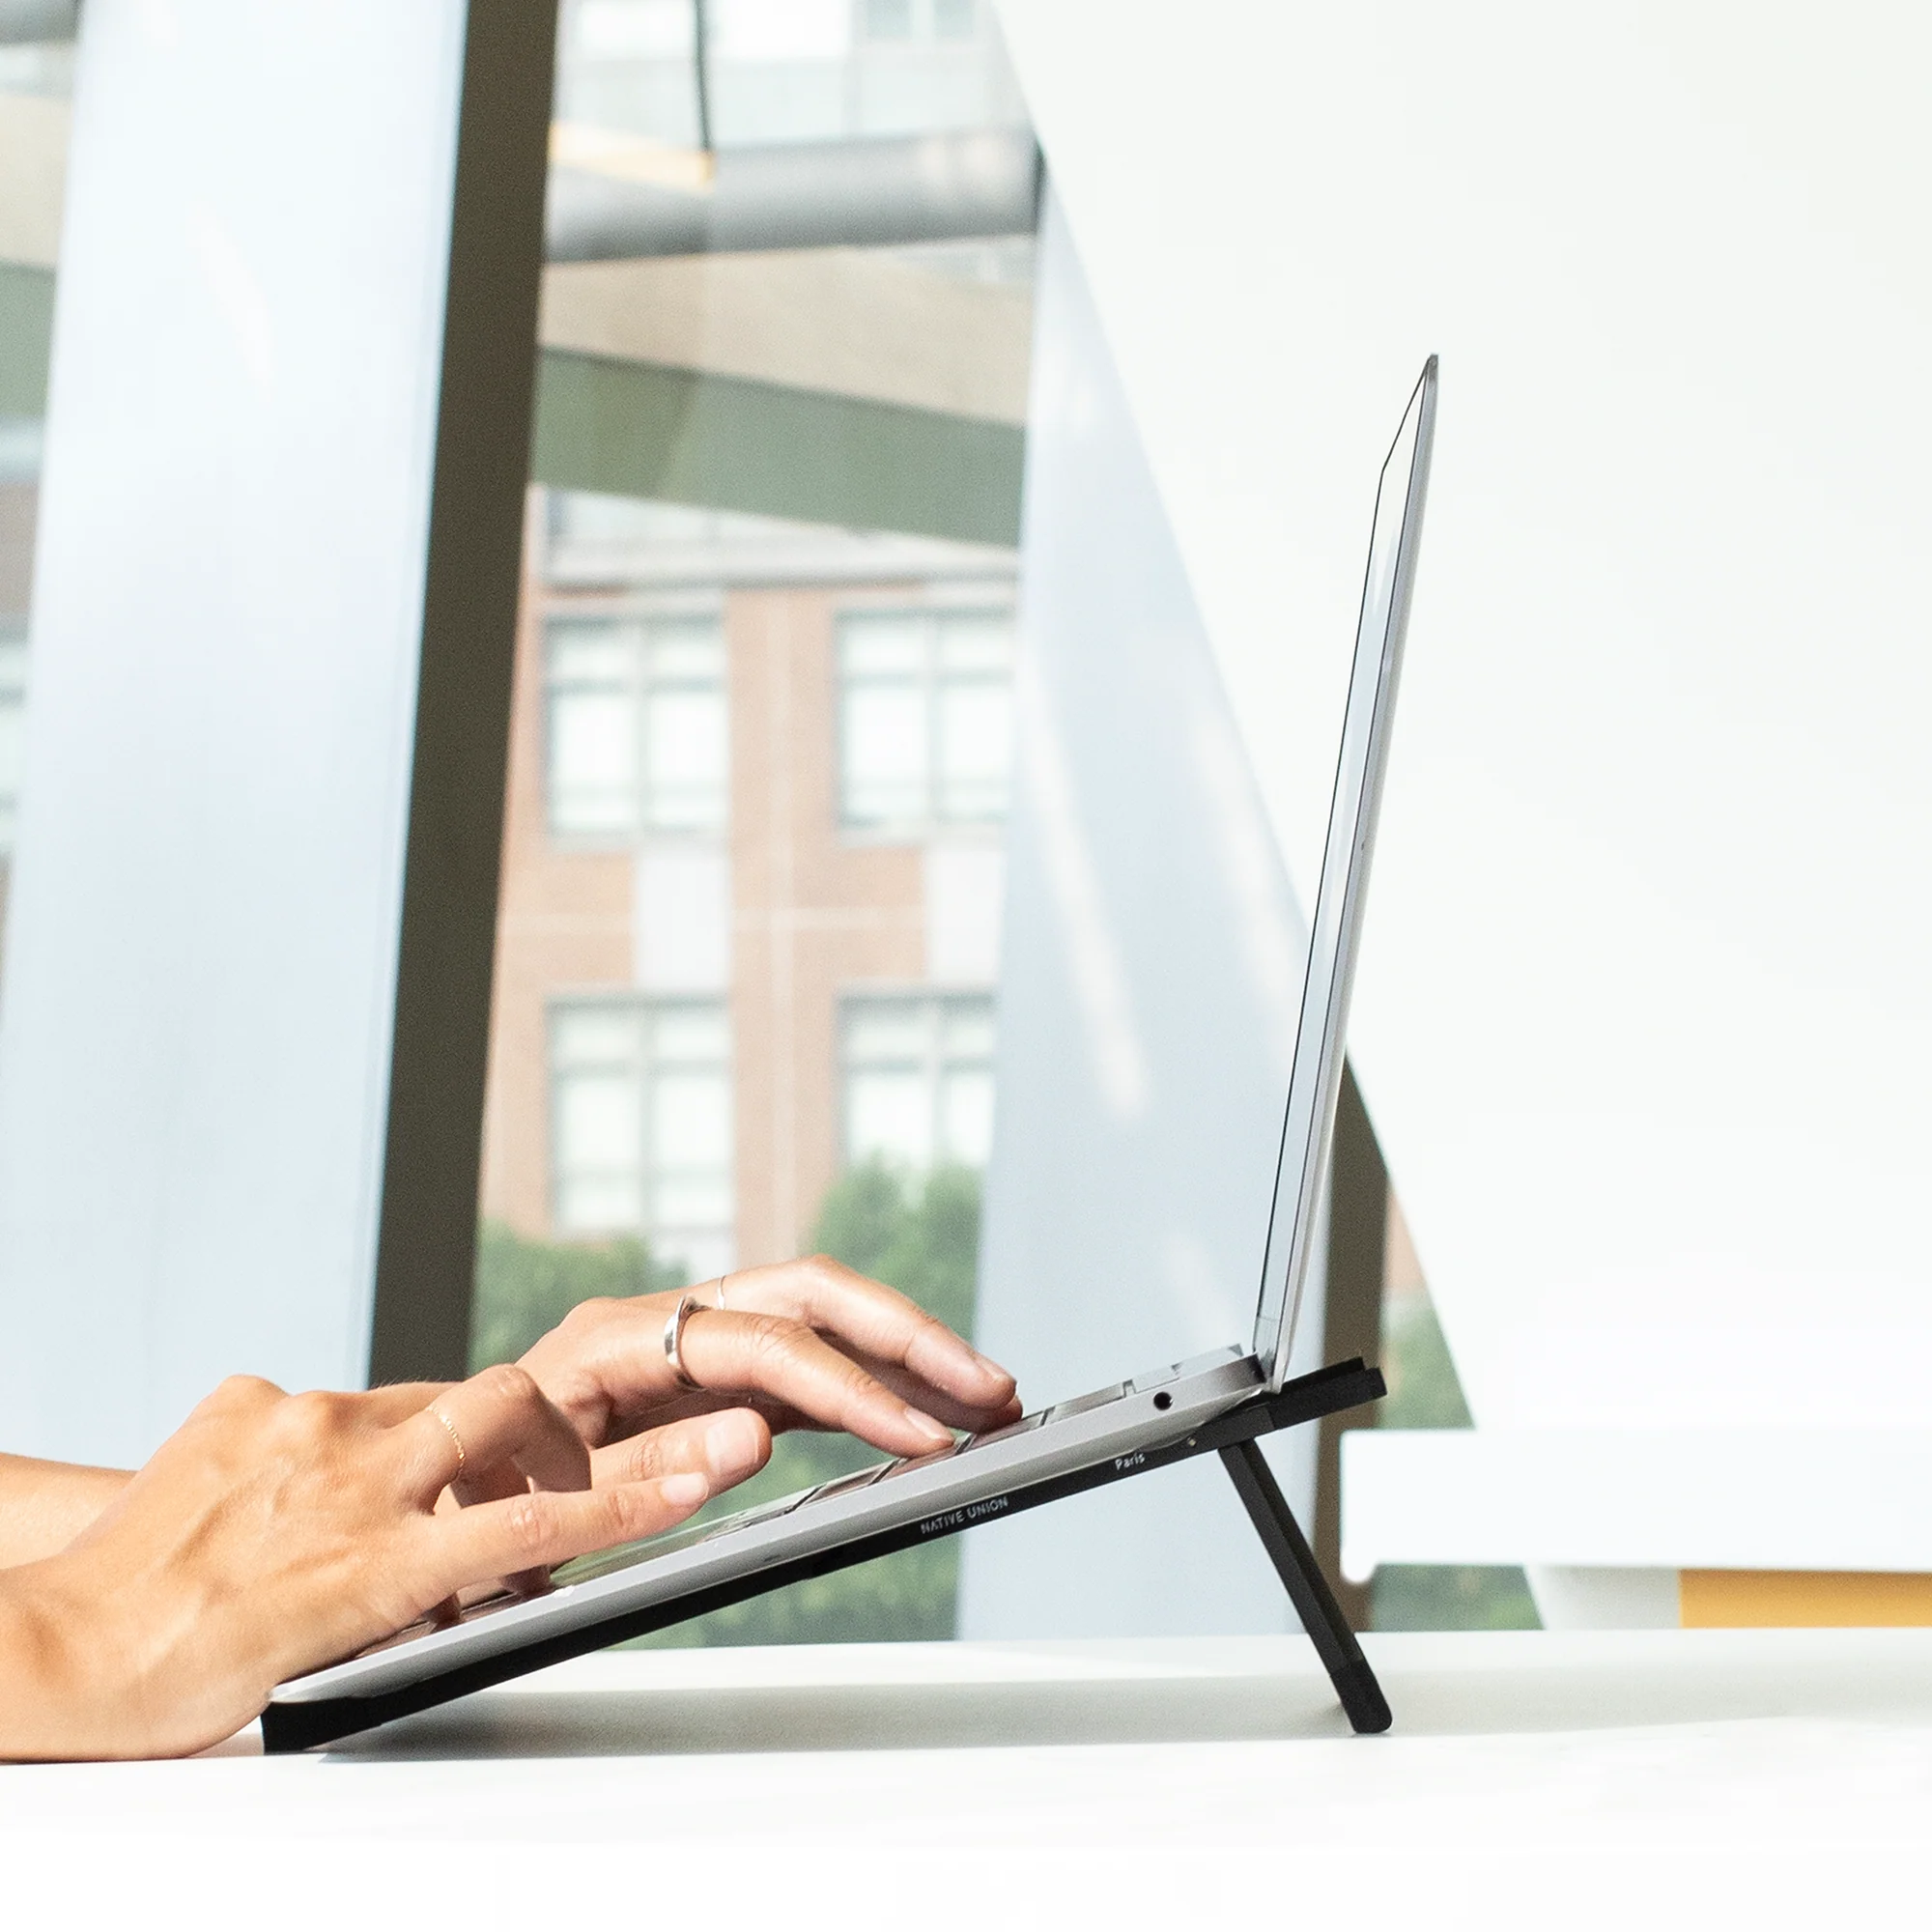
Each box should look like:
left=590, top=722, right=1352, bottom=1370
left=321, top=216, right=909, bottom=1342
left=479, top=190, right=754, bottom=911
left=838, top=607, right=1012, bottom=836
left=863, top=0, right=915, bottom=41
left=842, top=991, right=996, bottom=1170
left=551, top=997, right=734, bottom=1279
left=0, top=632, right=25, bottom=856
left=545, top=612, right=727, bottom=839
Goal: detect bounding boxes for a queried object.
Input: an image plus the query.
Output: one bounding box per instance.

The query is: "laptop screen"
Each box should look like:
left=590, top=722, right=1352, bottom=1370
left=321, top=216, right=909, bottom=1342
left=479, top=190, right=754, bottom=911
left=1252, top=359, right=1436, bottom=1382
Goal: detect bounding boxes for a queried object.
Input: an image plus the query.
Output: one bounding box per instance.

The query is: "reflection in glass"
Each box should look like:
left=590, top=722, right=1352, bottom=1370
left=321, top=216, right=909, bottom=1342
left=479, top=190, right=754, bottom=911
left=472, top=0, right=1032, bottom=1644
left=550, top=996, right=734, bottom=1280
left=546, top=613, right=727, bottom=838
left=843, top=991, right=997, bottom=1171
left=838, top=607, right=1013, bottom=834
left=556, top=0, right=1025, bottom=146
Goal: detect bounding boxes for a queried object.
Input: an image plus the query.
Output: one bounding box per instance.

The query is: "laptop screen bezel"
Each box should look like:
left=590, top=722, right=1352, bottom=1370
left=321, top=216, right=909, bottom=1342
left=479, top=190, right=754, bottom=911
left=1252, top=358, right=1437, bottom=1386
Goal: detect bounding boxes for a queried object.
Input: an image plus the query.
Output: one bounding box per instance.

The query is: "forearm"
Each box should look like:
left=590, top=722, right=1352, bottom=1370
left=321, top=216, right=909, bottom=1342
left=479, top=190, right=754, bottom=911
left=0, top=1566, right=85, bottom=1761
left=0, top=1453, right=131, bottom=1567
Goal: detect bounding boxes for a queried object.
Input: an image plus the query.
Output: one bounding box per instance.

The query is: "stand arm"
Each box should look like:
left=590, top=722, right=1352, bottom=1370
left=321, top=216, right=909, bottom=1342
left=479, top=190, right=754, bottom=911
left=1219, top=1437, right=1391, bottom=1735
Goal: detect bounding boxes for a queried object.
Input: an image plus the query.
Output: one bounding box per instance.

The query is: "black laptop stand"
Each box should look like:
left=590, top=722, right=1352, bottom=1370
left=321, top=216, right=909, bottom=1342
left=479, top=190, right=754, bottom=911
left=261, top=1357, right=1390, bottom=1752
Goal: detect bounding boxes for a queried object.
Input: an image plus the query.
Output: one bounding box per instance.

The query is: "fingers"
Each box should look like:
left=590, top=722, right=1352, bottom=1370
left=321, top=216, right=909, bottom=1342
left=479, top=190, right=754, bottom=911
left=729, top=1257, right=1018, bottom=1416
left=428, top=1472, right=711, bottom=1594
left=399, top=1364, right=590, bottom=1506
left=814, top=1341, right=1025, bottom=1434
left=515, top=1256, right=1024, bottom=1463
left=360, top=1382, right=453, bottom=1427
left=676, top=1309, right=959, bottom=1457
left=589, top=1407, right=771, bottom=1492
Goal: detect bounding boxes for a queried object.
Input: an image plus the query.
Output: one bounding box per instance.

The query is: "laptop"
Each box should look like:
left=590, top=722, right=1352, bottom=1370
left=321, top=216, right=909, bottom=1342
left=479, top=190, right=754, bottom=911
left=265, top=355, right=1437, bottom=1749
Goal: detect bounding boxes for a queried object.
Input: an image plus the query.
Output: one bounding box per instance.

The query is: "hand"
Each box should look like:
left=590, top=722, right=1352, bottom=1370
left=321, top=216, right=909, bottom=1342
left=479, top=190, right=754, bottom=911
left=0, top=1365, right=712, bottom=1761
left=518, top=1255, right=1023, bottom=1493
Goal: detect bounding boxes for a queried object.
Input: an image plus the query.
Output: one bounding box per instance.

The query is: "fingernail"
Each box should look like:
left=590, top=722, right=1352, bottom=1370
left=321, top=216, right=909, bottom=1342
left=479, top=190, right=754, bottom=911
left=661, top=1472, right=709, bottom=1508
left=703, top=1413, right=764, bottom=1483
left=903, top=1406, right=953, bottom=1449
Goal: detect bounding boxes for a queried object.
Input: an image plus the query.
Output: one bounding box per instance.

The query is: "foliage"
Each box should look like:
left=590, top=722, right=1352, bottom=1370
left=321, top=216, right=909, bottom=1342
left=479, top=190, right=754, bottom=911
left=632, top=1160, right=984, bottom=1650
left=469, top=1221, right=686, bottom=1375
left=1367, top=1294, right=1541, bottom=1632
left=807, top=1158, right=980, bottom=1341
left=1372, top=1564, right=1541, bottom=1632
left=1378, top=1297, right=1474, bottom=1429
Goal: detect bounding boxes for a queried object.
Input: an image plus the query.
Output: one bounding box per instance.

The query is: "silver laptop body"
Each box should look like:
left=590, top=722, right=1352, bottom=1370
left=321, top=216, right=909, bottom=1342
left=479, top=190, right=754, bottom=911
left=271, top=356, right=1437, bottom=1722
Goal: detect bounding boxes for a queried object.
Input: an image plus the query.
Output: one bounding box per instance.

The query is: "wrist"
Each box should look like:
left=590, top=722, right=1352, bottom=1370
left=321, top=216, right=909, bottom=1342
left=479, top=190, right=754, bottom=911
left=0, top=1454, right=134, bottom=1566
left=0, top=1565, right=91, bottom=1761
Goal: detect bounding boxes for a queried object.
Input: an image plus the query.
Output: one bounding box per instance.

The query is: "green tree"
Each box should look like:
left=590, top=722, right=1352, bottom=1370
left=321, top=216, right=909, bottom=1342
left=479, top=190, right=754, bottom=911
left=809, top=1158, right=980, bottom=1340
left=630, top=1159, right=985, bottom=1650
left=1368, top=1295, right=1540, bottom=1632
left=468, top=1221, right=685, bottom=1375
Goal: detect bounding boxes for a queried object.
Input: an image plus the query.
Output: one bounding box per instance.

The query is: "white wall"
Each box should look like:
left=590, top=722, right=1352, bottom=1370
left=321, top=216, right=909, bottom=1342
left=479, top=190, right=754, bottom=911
left=998, top=0, right=1932, bottom=1440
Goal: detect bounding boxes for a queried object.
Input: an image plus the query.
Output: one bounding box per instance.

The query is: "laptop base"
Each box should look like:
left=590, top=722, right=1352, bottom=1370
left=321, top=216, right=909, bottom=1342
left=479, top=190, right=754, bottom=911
left=261, top=1357, right=1388, bottom=1753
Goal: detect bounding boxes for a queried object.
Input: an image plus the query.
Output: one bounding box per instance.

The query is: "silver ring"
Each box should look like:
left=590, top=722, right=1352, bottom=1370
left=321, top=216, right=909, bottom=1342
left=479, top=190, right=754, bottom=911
left=713, top=1273, right=729, bottom=1311
left=664, top=1292, right=703, bottom=1392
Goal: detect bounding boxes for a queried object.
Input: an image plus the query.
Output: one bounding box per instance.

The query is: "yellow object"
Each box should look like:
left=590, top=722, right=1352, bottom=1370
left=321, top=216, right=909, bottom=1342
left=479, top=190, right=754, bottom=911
left=1680, top=1570, right=1932, bottom=1628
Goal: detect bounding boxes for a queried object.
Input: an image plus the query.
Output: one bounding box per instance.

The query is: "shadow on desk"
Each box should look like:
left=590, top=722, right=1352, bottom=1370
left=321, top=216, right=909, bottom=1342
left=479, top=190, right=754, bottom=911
left=315, top=1631, right=1932, bottom=1761
left=325, top=1674, right=1350, bottom=1760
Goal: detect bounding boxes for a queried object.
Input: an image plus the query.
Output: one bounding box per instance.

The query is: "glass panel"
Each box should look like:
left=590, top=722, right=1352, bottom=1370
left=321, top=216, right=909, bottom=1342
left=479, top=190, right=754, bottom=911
left=557, top=1172, right=645, bottom=1236
left=649, top=617, right=724, bottom=681
left=650, top=1068, right=731, bottom=1168
left=555, top=1068, right=642, bottom=1171
left=549, top=687, right=639, bottom=835
left=938, top=1065, right=996, bottom=1167
left=0, top=636, right=27, bottom=853
left=847, top=1067, right=934, bottom=1168
left=549, top=625, right=637, bottom=682
left=643, top=684, right=727, bottom=831
left=553, top=1006, right=640, bottom=1065
left=841, top=683, right=929, bottom=826
left=934, top=679, right=1011, bottom=821
left=653, top=1176, right=735, bottom=1228
left=863, top=0, right=915, bottom=41
left=935, top=610, right=1010, bottom=669
left=843, top=998, right=930, bottom=1061
left=938, top=998, right=996, bottom=1059
left=474, top=1, right=1030, bottom=1646
left=649, top=1003, right=730, bottom=1062
left=839, top=611, right=925, bottom=676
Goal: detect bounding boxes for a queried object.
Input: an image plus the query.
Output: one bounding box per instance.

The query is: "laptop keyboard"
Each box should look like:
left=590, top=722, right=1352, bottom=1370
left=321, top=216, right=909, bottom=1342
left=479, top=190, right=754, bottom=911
left=352, top=1375, right=1159, bottom=1653
left=543, top=1377, right=1145, bottom=1596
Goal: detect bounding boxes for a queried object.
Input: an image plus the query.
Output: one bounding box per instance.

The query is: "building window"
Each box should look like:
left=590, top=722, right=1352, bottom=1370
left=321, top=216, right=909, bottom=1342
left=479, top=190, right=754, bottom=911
left=551, top=997, right=734, bottom=1280
left=0, top=630, right=25, bottom=855
left=837, top=607, right=1012, bottom=836
left=545, top=612, right=727, bottom=840
left=862, top=0, right=914, bottom=39
left=860, top=0, right=976, bottom=41
left=841, top=992, right=996, bottom=1171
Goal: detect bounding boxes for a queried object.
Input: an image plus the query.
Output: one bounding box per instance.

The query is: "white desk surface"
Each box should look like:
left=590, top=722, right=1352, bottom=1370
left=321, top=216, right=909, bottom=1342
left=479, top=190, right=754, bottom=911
left=8, top=1630, right=1929, bottom=1928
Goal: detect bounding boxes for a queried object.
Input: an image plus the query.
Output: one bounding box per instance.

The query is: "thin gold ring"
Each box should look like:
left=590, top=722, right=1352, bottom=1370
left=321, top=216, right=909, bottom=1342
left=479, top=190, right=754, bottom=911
left=664, top=1292, right=704, bottom=1392
left=429, top=1405, right=467, bottom=1480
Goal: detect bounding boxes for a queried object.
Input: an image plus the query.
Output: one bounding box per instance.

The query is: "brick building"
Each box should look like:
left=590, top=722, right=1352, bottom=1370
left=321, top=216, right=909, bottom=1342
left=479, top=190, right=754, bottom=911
left=478, top=488, right=1016, bottom=1281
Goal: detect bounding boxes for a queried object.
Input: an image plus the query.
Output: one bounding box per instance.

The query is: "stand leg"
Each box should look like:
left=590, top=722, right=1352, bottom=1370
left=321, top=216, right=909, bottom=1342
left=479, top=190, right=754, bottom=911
left=1219, top=1438, right=1392, bottom=1734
